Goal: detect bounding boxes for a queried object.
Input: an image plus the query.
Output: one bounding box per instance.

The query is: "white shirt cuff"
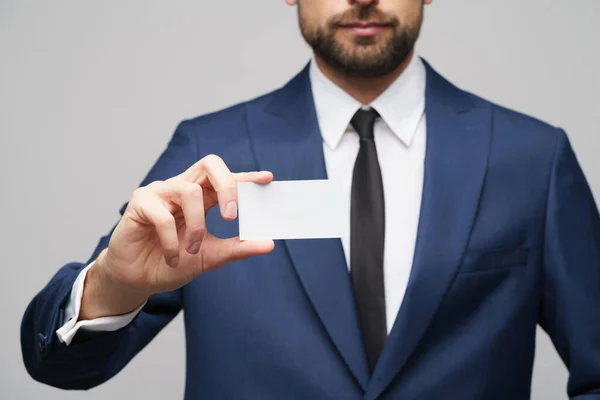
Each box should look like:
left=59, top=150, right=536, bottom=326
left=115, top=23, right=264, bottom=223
left=55, top=260, right=146, bottom=346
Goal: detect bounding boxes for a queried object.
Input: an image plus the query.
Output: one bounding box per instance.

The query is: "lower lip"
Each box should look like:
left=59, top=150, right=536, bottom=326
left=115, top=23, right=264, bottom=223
left=341, top=25, right=388, bottom=37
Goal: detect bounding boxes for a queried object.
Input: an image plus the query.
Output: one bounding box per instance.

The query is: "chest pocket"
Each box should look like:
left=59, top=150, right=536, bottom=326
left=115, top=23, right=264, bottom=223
left=460, top=247, right=530, bottom=274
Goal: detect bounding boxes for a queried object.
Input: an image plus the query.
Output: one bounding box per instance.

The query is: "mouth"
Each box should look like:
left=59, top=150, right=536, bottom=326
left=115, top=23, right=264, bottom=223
left=336, top=21, right=392, bottom=37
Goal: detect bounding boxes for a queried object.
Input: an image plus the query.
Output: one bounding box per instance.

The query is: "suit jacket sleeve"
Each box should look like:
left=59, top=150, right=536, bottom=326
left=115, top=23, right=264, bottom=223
left=20, top=121, right=198, bottom=390
left=539, top=128, right=600, bottom=399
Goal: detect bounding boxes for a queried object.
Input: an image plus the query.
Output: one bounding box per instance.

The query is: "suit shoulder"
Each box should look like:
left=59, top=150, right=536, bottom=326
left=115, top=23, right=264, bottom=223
left=466, top=91, right=562, bottom=141
left=162, top=87, right=283, bottom=165
left=175, top=89, right=277, bottom=134
left=459, top=90, right=566, bottom=174
left=424, top=60, right=563, bottom=144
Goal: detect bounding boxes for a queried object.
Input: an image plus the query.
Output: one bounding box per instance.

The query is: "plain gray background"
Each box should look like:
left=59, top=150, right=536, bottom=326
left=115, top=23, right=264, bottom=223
left=1, top=0, right=599, bottom=399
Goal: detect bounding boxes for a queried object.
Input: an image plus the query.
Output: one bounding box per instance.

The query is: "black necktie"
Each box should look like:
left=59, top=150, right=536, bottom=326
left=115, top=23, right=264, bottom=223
left=350, top=108, right=387, bottom=374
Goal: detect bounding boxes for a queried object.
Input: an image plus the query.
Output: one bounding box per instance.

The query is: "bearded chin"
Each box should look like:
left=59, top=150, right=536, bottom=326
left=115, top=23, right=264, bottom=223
left=299, top=14, right=422, bottom=78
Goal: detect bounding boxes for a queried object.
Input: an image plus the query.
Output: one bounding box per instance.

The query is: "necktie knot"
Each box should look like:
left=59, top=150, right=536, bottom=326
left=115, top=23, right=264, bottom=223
left=351, top=108, right=379, bottom=140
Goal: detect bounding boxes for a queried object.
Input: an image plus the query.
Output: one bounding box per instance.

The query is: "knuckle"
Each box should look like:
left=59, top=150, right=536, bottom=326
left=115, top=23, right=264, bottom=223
left=229, top=241, right=239, bottom=260
left=188, top=225, right=206, bottom=238
left=155, top=214, right=174, bottom=229
left=183, top=182, right=203, bottom=197
left=203, top=154, right=223, bottom=165
left=130, top=187, right=147, bottom=203
left=146, top=180, right=164, bottom=190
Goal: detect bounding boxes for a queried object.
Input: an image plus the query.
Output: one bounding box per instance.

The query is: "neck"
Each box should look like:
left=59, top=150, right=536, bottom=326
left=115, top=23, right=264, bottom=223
left=313, top=50, right=414, bottom=105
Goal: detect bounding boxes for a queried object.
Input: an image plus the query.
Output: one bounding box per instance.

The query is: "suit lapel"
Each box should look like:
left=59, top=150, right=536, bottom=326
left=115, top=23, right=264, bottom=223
left=366, top=61, right=493, bottom=400
left=245, top=65, right=370, bottom=391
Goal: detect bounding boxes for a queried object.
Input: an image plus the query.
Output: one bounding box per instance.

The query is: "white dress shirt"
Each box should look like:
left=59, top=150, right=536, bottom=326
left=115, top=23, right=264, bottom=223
left=57, top=54, right=427, bottom=345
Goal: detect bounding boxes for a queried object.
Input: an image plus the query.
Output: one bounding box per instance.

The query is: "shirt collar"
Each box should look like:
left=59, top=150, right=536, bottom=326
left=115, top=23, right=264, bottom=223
left=309, top=53, right=426, bottom=150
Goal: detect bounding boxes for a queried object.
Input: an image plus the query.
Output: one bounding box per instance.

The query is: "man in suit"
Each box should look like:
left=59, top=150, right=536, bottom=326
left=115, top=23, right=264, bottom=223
left=20, top=0, right=600, bottom=399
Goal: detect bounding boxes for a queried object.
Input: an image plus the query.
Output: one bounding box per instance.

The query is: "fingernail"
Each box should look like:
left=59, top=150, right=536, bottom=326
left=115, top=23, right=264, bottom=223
left=225, top=201, right=237, bottom=219
left=189, top=240, right=201, bottom=254
left=169, top=256, right=179, bottom=268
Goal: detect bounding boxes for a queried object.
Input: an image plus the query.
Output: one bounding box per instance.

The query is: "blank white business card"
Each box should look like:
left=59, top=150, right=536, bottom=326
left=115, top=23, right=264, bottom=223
left=238, top=180, right=345, bottom=240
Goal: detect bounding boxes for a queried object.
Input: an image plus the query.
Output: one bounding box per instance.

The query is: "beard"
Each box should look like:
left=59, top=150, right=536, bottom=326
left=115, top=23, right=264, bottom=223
left=299, top=5, right=423, bottom=78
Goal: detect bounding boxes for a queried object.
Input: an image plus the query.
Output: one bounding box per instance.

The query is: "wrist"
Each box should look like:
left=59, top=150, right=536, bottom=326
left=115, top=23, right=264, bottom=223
left=79, top=249, right=148, bottom=320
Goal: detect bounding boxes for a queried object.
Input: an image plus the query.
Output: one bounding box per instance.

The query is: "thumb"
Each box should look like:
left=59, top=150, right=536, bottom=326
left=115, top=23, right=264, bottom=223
left=200, top=234, right=275, bottom=271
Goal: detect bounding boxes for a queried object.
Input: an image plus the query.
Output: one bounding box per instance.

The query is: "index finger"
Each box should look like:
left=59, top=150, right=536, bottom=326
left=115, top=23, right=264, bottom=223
left=178, top=154, right=273, bottom=220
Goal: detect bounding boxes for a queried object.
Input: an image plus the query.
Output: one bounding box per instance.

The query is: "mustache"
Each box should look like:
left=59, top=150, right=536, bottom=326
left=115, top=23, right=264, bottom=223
left=329, top=6, right=399, bottom=27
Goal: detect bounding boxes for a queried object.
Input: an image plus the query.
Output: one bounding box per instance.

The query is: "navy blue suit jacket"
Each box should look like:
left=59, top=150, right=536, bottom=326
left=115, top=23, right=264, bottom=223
left=21, top=60, right=600, bottom=399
